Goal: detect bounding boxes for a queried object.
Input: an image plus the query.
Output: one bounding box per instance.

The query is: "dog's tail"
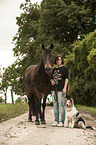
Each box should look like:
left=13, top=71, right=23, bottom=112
left=86, top=126, right=96, bottom=130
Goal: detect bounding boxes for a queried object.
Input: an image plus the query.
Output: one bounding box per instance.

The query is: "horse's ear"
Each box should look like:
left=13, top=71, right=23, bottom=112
left=42, top=44, right=45, bottom=50
left=50, top=43, right=53, bottom=49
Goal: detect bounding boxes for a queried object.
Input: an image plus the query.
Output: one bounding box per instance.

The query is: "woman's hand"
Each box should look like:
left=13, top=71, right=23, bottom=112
left=50, top=79, right=55, bottom=85
left=62, top=88, right=66, bottom=94
left=62, top=79, right=68, bottom=94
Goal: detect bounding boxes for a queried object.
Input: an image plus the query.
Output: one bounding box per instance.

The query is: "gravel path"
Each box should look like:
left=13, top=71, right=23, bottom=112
left=0, top=106, right=96, bottom=145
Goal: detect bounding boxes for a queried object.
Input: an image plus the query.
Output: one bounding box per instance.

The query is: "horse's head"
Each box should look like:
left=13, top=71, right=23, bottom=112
left=42, top=44, right=54, bottom=74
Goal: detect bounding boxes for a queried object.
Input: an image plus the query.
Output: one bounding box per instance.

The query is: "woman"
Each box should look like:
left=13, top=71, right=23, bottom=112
left=50, top=55, right=69, bottom=127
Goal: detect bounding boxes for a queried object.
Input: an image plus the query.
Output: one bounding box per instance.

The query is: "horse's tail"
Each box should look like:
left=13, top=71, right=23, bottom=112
left=28, top=94, right=36, bottom=116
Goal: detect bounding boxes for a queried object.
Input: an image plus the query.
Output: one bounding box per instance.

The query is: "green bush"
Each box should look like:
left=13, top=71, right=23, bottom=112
left=66, top=30, right=96, bottom=106
left=87, top=48, right=96, bottom=72
left=68, top=79, right=96, bottom=106
left=84, top=81, right=96, bottom=106
left=0, top=97, right=4, bottom=103
left=15, top=97, right=27, bottom=103
left=68, top=78, right=85, bottom=105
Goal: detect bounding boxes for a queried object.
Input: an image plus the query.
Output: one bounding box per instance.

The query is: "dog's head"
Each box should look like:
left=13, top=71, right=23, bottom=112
left=65, top=98, right=74, bottom=109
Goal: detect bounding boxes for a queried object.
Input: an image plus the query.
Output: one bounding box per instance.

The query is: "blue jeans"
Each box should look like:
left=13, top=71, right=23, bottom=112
left=52, top=91, right=66, bottom=124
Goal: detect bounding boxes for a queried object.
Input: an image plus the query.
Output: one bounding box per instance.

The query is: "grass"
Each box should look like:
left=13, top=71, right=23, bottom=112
left=0, top=103, right=96, bottom=123
left=76, top=105, right=96, bottom=116
left=0, top=103, right=28, bottom=123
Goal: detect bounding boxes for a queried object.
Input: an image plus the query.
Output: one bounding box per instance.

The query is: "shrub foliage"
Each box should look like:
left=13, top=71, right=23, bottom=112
left=65, top=30, right=96, bottom=106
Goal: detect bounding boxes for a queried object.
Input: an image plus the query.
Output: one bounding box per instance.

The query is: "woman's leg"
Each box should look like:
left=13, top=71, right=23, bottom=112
left=52, top=91, right=59, bottom=123
left=58, top=92, right=66, bottom=124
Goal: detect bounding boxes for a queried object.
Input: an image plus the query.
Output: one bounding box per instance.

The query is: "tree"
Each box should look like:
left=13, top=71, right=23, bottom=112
left=0, top=66, right=4, bottom=103
left=12, top=2, right=41, bottom=58
left=12, top=0, right=96, bottom=59
left=87, top=48, right=96, bottom=72
left=65, top=30, right=96, bottom=106
left=40, top=0, right=96, bottom=44
left=11, top=0, right=96, bottom=98
left=1, top=63, right=21, bottom=104
left=1, top=68, right=9, bottom=104
left=1, top=0, right=96, bottom=104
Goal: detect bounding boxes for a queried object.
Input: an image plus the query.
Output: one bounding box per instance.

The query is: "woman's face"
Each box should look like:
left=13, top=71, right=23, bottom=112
left=56, top=57, right=62, bottom=66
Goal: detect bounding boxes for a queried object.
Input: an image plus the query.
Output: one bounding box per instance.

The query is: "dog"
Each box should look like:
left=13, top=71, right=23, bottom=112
left=64, top=98, right=96, bottom=130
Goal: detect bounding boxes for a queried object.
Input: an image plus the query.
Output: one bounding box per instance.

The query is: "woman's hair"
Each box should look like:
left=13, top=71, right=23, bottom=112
left=53, top=54, right=64, bottom=64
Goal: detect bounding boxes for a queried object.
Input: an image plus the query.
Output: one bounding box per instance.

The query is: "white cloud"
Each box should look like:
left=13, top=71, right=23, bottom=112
left=0, top=50, right=16, bottom=69
left=0, top=0, right=42, bottom=103
left=0, top=0, right=42, bottom=66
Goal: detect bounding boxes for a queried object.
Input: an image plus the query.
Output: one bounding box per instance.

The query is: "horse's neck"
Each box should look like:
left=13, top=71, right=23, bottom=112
left=37, top=58, right=46, bottom=73
left=36, top=59, right=50, bottom=80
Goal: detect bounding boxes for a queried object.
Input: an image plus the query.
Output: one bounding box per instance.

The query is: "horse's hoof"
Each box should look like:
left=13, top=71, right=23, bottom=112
left=41, top=120, right=46, bottom=124
left=28, top=118, right=32, bottom=122
left=35, top=120, right=40, bottom=125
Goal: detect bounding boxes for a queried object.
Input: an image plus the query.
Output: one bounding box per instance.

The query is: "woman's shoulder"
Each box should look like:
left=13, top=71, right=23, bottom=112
left=61, top=66, right=68, bottom=71
left=52, top=65, right=68, bottom=70
left=58, top=65, right=67, bottom=69
left=62, top=66, right=68, bottom=69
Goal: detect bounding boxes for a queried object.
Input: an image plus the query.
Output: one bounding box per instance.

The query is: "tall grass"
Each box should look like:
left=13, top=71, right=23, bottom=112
left=0, top=103, right=28, bottom=122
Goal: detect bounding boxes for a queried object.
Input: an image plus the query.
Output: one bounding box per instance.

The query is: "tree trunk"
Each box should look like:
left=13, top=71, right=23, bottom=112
left=11, top=89, right=14, bottom=104
left=4, top=88, right=7, bottom=104
left=4, top=92, right=7, bottom=104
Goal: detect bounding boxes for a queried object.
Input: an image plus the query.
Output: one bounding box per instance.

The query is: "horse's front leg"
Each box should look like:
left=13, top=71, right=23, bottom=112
left=35, top=113, right=40, bottom=125
left=40, top=96, right=47, bottom=124
left=35, top=96, right=40, bottom=125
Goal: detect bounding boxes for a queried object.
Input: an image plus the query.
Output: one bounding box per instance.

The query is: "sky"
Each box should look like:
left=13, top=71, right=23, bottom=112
left=0, top=0, right=41, bottom=69
left=0, top=0, right=42, bottom=103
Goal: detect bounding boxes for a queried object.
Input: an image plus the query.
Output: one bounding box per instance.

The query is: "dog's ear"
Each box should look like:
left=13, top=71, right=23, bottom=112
left=71, top=98, right=74, bottom=104
left=64, top=98, right=67, bottom=103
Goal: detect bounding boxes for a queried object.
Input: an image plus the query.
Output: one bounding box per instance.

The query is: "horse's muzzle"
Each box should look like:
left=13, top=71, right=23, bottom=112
left=45, top=64, right=51, bottom=70
left=45, top=67, right=52, bottom=76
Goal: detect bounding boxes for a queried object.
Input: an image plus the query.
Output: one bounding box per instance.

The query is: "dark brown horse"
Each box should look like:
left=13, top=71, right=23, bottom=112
left=24, top=44, right=53, bottom=125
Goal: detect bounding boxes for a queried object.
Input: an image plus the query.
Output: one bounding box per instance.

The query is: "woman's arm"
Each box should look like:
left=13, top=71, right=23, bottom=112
left=62, top=78, right=68, bottom=94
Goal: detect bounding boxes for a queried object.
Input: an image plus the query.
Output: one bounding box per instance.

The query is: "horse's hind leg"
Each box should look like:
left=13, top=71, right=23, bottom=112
left=28, top=93, right=36, bottom=122
left=28, top=97, right=32, bottom=122
left=41, top=96, right=47, bottom=124
left=26, top=91, right=32, bottom=122
left=28, top=106, right=32, bottom=122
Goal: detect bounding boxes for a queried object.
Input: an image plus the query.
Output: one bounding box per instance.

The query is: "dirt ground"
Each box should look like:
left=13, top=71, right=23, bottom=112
left=0, top=106, right=96, bottom=145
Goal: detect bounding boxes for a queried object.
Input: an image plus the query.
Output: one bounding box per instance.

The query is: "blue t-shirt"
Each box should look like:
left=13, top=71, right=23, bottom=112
left=51, top=66, right=68, bottom=91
